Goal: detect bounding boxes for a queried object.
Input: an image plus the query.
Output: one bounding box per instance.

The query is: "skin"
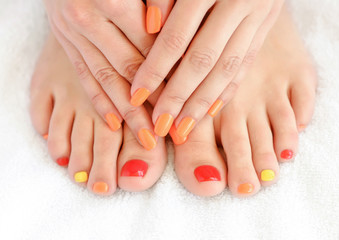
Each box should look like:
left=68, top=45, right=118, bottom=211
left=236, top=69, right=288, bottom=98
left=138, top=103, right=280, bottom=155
left=30, top=7, right=317, bottom=197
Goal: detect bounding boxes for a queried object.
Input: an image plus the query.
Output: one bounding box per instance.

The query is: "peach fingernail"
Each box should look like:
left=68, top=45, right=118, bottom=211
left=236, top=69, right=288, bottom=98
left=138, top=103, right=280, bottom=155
left=176, top=117, right=196, bottom=138
left=237, top=183, right=254, bottom=194
left=208, top=100, right=223, bottom=117
left=146, top=6, right=162, bottom=34
left=93, top=182, right=108, bottom=193
left=261, top=170, right=275, bottom=182
left=74, top=171, right=88, bottom=183
left=298, top=124, right=306, bottom=132
left=43, top=134, right=48, bottom=140
left=130, top=88, right=150, bottom=107
left=154, top=113, right=174, bottom=137
left=105, top=113, right=121, bottom=131
left=169, top=125, right=187, bottom=145
left=138, top=128, right=156, bottom=150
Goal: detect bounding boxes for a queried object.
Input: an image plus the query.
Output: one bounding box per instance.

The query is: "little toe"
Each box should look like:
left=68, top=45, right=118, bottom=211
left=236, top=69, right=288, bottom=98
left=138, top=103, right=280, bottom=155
left=174, top=117, right=226, bottom=197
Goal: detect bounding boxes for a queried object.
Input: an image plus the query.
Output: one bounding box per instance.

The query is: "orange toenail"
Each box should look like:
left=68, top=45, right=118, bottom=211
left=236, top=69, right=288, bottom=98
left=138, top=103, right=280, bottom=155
left=93, top=182, right=109, bottom=193
left=237, top=183, right=254, bottom=194
left=43, top=134, right=48, bottom=140
left=298, top=124, right=306, bottom=132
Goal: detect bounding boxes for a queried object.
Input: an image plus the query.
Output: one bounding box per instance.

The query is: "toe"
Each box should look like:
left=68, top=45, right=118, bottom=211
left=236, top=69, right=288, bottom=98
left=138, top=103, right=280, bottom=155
left=86, top=117, right=123, bottom=195
left=118, top=123, right=167, bottom=192
left=174, top=117, right=226, bottom=197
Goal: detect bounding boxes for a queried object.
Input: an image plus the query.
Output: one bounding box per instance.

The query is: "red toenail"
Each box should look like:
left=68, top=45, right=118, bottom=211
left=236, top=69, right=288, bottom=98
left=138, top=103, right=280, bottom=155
left=281, top=149, right=293, bottom=159
left=56, top=157, right=69, bottom=166
left=194, top=165, right=221, bottom=182
left=121, top=160, right=148, bottom=177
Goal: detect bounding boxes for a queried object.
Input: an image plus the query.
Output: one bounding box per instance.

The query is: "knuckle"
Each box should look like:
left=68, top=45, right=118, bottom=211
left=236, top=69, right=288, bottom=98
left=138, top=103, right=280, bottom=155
left=220, top=55, right=242, bottom=78
left=120, top=59, right=142, bottom=81
left=243, top=49, right=258, bottom=66
left=165, top=91, right=186, bottom=105
left=160, top=29, right=187, bottom=52
left=73, top=61, right=90, bottom=80
left=121, top=106, right=141, bottom=121
left=90, top=91, right=105, bottom=109
left=63, top=4, right=92, bottom=27
left=143, top=63, right=166, bottom=85
left=195, top=96, right=213, bottom=110
left=188, top=48, right=217, bottom=72
left=105, top=0, right=128, bottom=18
left=95, top=67, right=120, bottom=87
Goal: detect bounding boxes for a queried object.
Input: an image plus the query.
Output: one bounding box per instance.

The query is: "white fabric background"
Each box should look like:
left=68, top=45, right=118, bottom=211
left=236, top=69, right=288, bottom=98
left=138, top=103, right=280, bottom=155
left=0, top=0, right=338, bottom=239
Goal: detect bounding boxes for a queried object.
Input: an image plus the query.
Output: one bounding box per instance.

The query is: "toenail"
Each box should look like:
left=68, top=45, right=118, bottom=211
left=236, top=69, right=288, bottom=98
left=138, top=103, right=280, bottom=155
left=208, top=99, right=223, bottom=117
left=93, top=182, right=109, bottom=193
left=43, top=134, right=48, bottom=140
left=154, top=113, right=174, bottom=137
left=130, top=88, right=150, bottom=107
left=105, top=113, right=121, bottom=131
left=194, top=165, right=221, bottom=182
left=176, top=117, right=196, bottom=138
left=237, top=183, right=254, bottom=194
left=138, top=128, right=157, bottom=150
left=261, top=170, right=275, bottom=182
left=298, top=124, right=306, bottom=132
left=121, top=160, right=148, bottom=177
left=169, top=125, right=187, bottom=145
left=56, top=157, right=69, bottom=167
left=74, top=171, right=88, bottom=183
left=280, top=149, right=293, bottom=160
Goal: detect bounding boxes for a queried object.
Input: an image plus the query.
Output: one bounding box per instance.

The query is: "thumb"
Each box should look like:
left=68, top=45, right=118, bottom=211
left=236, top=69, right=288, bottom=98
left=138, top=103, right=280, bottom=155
left=146, top=0, right=175, bottom=34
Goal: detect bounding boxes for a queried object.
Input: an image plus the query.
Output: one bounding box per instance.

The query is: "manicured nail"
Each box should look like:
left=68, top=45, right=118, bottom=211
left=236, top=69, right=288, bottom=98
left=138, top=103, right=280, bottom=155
left=138, top=128, right=156, bottom=150
left=74, top=171, right=88, bottom=183
left=281, top=149, right=293, bottom=160
left=169, top=125, right=187, bottom=145
left=43, top=134, right=48, bottom=140
left=56, top=157, right=69, bottom=167
left=105, top=113, right=121, bottom=131
left=146, top=6, right=162, bottom=34
left=176, top=117, right=196, bottom=138
left=238, top=183, right=254, bottom=194
left=208, top=100, right=223, bottom=117
left=154, top=113, right=174, bottom=137
left=194, top=165, right=221, bottom=182
left=130, top=88, right=150, bottom=107
left=261, top=170, right=275, bottom=182
left=121, top=159, right=148, bottom=177
left=298, top=124, right=306, bottom=132
left=92, top=182, right=108, bottom=193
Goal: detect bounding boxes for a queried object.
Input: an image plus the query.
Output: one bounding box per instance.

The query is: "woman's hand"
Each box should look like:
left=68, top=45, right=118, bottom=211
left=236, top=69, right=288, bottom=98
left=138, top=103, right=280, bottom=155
left=132, top=0, right=285, bottom=138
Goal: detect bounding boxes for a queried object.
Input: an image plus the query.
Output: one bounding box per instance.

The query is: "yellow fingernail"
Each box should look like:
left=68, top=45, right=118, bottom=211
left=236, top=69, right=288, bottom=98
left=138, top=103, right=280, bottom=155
left=261, top=170, right=275, bottom=182
left=74, top=171, right=88, bottom=183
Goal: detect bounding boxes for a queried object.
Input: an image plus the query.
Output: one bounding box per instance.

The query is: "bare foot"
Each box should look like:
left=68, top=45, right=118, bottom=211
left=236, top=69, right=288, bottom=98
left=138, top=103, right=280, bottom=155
left=172, top=6, right=317, bottom=197
left=30, top=34, right=167, bottom=195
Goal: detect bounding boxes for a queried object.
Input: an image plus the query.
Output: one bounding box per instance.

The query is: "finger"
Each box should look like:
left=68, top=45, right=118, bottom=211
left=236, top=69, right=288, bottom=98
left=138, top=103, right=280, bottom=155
left=130, top=0, right=214, bottom=107
left=146, top=0, right=175, bottom=33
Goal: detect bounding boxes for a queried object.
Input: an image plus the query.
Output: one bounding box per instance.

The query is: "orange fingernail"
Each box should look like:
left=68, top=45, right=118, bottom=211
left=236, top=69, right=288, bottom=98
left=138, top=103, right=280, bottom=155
left=43, top=134, right=48, bottom=140
left=238, top=183, right=254, bottom=194
left=176, top=117, right=196, bottom=138
left=105, top=113, right=121, bottom=131
left=154, top=113, right=174, bottom=137
left=130, top=88, right=150, bottom=107
left=208, top=100, right=223, bottom=117
left=169, top=125, right=187, bottom=145
left=93, top=182, right=108, bottom=194
left=146, top=6, right=162, bottom=34
left=138, top=128, right=156, bottom=150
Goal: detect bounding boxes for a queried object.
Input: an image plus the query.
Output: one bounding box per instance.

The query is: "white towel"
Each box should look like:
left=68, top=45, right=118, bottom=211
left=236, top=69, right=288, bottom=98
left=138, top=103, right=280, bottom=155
left=0, top=0, right=338, bottom=239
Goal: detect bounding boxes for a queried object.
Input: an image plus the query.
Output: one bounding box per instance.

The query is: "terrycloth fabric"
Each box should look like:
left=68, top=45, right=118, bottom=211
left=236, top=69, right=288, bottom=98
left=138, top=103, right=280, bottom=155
left=0, top=0, right=338, bottom=239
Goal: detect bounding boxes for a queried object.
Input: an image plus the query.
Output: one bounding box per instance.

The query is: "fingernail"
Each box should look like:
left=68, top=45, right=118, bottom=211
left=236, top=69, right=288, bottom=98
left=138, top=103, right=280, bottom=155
left=154, top=113, right=174, bottom=137
left=92, top=182, right=108, bottom=193
left=56, top=157, right=69, bottom=167
left=261, top=170, right=275, bottom=182
left=121, top=159, right=148, bottom=177
left=105, top=113, right=121, bottom=131
left=176, top=117, right=196, bottom=138
left=130, top=88, right=150, bottom=107
left=281, top=149, right=293, bottom=160
left=74, top=171, right=88, bottom=183
left=194, top=165, right=221, bottom=182
left=146, top=6, right=162, bottom=34
left=237, top=183, right=254, bottom=194
left=138, top=128, right=156, bottom=150
left=208, top=100, right=223, bottom=117
left=298, top=124, right=306, bottom=132
left=43, top=134, right=48, bottom=140
left=169, top=125, right=187, bottom=145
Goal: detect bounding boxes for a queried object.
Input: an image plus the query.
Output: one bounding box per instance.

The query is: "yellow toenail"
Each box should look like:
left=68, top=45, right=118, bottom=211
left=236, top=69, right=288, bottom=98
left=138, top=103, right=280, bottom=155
left=74, top=171, right=88, bottom=183
left=261, top=170, right=275, bottom=182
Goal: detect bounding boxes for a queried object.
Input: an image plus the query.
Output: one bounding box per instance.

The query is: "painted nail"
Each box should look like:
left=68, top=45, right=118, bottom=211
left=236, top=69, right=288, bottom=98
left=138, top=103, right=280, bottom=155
left=176, top=117, right=196, bottom=138
left=281, top=149, right=293, bottom=160
left=298, top=124, right=306, bottom=132
left=74, top=171, right=88, bottom=183
left=121, top=159, right=148, bottom=177
left=154, top=113, right=174, bottom=137
left=194, top=165, right=221, bottom=182
left=208, top=100, right=223, bottom=117
left=238, top=183, right=254, bottom=194
left=138, top=128, right=156, bottom=150
left=169, top=125, right=187, bottom=145
left=56, top=157, right=69, bottom=167
left=261, top=170, right=275, bottom=182
left=105, top=113, right=121, bottom=131
left=130, top=88, right=150, bottom=107
left=92, top=182, right=108, bottom=193
left=43, top=134, right=48, bottom=140
left=146, top=6, right=162, bottom=34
